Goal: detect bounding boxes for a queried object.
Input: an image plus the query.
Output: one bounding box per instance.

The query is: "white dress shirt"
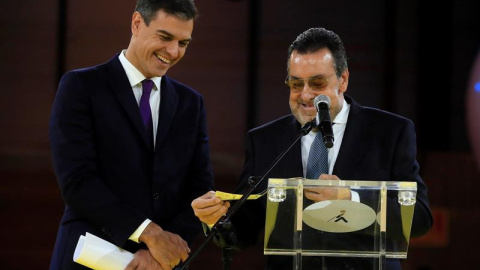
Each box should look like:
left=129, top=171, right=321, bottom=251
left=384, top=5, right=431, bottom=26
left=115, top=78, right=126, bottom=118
left=300, top=99, right=359, bottom=201
left=118, top=50, right=158, bottom=242
left=301, top=98, right=350, bottom=176
left=119, top=50, right=161, bottom=147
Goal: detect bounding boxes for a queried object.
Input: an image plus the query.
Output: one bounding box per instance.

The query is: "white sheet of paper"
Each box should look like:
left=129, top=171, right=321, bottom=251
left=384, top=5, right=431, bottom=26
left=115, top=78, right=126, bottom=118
left=73, top=232, right=134, bottom=270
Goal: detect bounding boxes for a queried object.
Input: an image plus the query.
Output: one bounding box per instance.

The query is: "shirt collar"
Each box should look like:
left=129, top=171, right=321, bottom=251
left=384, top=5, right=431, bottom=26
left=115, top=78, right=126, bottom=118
left=332, top=98, right=350, bottom=124
left=118, top=50, right=161, bottom=90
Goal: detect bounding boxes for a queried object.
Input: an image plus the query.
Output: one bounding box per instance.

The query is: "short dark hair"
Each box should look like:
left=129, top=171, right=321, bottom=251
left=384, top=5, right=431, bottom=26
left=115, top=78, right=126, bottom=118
left=135, top=0, right=197, bottom=26
left=287, top=27, right=348, bottom=77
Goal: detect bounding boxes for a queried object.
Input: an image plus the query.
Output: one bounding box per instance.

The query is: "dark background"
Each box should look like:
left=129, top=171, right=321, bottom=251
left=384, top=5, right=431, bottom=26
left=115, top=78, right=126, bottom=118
left=1, top=0, right=479, bottom=269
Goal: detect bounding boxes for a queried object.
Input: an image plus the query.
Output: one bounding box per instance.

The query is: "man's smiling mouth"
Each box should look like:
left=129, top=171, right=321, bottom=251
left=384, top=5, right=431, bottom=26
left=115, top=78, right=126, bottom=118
left=156, top=53, right=171, bottom=64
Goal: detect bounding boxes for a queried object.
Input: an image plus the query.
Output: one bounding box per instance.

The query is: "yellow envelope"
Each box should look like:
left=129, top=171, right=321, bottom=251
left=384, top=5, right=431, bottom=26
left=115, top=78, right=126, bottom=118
left=215, top=191, right=265, bottom=200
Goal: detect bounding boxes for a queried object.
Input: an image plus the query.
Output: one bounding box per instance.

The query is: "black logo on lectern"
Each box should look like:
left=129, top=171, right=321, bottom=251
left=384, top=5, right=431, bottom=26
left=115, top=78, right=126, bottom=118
left=327, top=210, right=348, bottom=223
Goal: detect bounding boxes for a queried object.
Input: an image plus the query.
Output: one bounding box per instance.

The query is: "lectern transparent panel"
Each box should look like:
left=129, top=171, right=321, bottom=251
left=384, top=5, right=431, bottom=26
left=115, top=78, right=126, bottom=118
left=264, top=178, right=416, bottom=262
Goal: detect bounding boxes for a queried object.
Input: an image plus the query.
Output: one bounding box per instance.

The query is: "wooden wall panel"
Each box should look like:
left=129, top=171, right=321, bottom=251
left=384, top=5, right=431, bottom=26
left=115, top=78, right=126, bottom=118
left=0, top=0, right=58, bottom=172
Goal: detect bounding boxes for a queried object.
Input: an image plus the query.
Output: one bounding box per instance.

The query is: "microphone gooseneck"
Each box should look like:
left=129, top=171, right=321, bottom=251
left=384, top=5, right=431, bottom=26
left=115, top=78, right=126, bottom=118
left=176, top=119, right=314, bottom=270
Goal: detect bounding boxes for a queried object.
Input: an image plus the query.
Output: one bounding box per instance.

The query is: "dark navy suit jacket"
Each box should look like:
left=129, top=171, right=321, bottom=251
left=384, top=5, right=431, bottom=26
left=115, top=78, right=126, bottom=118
left=229, top=96, right=433, bottom=270
left=49, top=54, right=214, bottom=269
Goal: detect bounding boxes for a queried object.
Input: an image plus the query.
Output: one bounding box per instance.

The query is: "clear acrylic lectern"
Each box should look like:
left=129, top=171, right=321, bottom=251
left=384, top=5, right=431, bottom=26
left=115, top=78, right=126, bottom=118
left=264, top=178, right=417, bottom=270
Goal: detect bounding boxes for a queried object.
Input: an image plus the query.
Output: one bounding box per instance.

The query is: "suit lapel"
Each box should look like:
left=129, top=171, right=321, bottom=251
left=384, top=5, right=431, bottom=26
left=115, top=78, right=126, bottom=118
left=106, top=55, right=152, bottom=149
left=276, top=116, right=304, bottom=178
left=333, top=96, right=369, bottom=179
left=288, top=119, right=305, bottom=177
left=255, top=116, right=304, bottom=190
left=155, top=76, right=178, bottom=150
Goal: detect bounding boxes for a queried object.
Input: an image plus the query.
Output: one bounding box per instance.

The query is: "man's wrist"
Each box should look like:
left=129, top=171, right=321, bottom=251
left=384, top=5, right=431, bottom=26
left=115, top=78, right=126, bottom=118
left=129, top=219, right=152, bottom=243
left=138, top=221, right=162, bottom=245
left=338, top=188, right=351, bottom=200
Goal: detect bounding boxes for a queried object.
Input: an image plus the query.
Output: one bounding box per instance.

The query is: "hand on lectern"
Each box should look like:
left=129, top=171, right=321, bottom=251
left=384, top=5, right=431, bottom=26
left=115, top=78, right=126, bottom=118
left=192, top=191, right=231, bottom=226
left=304, top=174, right=352, bottom=202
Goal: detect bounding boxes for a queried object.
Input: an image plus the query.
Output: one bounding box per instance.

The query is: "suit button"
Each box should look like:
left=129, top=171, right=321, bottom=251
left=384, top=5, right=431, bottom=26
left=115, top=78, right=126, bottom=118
left=153, top=192, right=160, bottom=200
left=101, top=226, right=111, bottom=237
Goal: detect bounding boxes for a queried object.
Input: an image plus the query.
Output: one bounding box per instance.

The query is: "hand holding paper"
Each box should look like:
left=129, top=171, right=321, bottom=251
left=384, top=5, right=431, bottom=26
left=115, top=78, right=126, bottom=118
left=74, top=232, right=134, bottom=270
left=74, top=230, right=187, bottom=270
left=191, top=191, right=231, bottom=226
left=191, top=190, right=266, bottom=227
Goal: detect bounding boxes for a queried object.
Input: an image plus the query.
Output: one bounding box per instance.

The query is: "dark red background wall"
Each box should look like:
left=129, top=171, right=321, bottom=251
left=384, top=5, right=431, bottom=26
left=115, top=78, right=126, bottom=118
left=1, top=0, right=479, bottom=269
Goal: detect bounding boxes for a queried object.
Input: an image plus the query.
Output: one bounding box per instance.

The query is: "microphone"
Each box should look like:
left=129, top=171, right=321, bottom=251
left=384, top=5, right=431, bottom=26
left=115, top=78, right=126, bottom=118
left=314, top=95, right=334, bottom=148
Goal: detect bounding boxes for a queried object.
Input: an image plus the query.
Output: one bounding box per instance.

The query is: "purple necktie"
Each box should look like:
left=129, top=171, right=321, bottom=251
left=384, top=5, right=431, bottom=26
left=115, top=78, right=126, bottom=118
left=140, top=79, right=154, bottom=147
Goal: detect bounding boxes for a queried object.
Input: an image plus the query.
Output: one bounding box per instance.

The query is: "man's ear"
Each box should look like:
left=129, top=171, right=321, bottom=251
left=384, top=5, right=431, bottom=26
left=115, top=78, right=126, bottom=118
left=131, top=11, right=143, bottom=35
left=339, top=68, right=349, bottom=94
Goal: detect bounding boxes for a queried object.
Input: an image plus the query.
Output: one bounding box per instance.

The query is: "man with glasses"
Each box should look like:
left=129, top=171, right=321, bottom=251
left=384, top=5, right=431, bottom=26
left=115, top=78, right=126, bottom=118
left=192, top=27, right=433, bottom=269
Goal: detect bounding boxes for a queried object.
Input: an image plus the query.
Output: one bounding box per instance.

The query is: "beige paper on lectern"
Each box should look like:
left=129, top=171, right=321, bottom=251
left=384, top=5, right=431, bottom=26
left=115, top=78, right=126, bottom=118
left=73, top=232, right=134, bottom=270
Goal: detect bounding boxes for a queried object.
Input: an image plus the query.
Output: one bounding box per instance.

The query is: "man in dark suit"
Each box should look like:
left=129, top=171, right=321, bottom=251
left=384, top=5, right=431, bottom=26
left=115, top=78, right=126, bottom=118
left=192, top=27, right=433, bottom=269
left=49, top=1, right=214, bottom=269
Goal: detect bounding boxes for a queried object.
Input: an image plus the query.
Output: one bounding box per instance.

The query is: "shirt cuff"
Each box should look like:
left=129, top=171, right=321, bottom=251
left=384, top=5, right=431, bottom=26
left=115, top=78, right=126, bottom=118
left=351, top=190, right=360, bottom=202
left=129, top=219, right=151, bottom=243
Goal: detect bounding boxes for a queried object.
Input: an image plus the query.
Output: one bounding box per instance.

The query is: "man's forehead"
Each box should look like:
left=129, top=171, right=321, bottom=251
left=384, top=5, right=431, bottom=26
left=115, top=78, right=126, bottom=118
left=148, top=12, right=194, bottom=38
left=290, top=50, right=333, bottom=65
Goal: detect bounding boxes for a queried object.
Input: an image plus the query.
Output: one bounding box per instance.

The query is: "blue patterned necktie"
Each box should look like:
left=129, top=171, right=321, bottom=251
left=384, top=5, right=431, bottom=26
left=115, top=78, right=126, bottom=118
left=140, top=79, right=154, bottom=147
left=306, top=130, right=329, bottom=269
left=306, top=131, right=329, bottom=179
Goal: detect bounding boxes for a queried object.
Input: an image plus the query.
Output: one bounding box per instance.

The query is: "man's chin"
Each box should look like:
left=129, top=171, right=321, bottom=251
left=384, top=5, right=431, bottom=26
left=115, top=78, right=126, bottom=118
left=294, top=115, right=316, bottom=126
left=149, top=63, right=172, bottom=77
left=150, top=70, right=168, bottom=78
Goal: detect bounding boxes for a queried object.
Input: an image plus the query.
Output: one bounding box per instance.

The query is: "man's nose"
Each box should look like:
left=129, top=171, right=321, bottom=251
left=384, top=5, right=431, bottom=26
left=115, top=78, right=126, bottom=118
left=166, top=42, right=179, bottom=58
left=300, top=85, right=317, bottom=99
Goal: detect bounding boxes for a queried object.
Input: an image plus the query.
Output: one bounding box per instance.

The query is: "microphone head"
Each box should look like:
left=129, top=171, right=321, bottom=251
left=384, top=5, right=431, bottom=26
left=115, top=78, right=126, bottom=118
left=314, top=95, right=331, bottom=111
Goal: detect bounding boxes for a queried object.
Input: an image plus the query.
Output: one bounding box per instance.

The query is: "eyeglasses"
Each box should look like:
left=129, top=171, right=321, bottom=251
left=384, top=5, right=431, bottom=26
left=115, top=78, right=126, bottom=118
left=284, top=75, right=334, bottom=93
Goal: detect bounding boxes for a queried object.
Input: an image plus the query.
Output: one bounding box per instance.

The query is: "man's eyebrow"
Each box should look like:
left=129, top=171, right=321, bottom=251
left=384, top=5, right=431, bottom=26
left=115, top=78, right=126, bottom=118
left=156, top=30, right=192, bottom=42
left=156, top=30, right=173, bottom=37
left=289, top=75, right=324, bottom=80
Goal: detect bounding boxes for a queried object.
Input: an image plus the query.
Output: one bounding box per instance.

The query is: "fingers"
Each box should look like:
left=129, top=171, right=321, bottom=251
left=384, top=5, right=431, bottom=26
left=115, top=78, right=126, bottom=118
left=195, top=206, right=229, bottom=226
left=305, top=174, right=343, bottom=202
left=164, top=232, right=189, bottom=260
left=163, top=258, right=180, bottom=268
left=164, top=239, right=189, bottom=269
left=126, top=249, right=163, bottom=270
left=177, top=236, right=190, bottom=261
left=169, top=259, right=180, bottom=269
left=304, top=187, right=337, bottom=202
left=318, top=174, right=340, bottom=180
left=191, top=191, right=221, bottom=209
left=140, top=223, right=189, bottom=270
left=162, top=232, right=190, bottom=269
left=304, top=188, right=324, bottom=202
left=192, top=192, right=230, bottom=225
left=193, top=199, right=229, bottom=216
left=159, top=261, right=172, bottom=270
